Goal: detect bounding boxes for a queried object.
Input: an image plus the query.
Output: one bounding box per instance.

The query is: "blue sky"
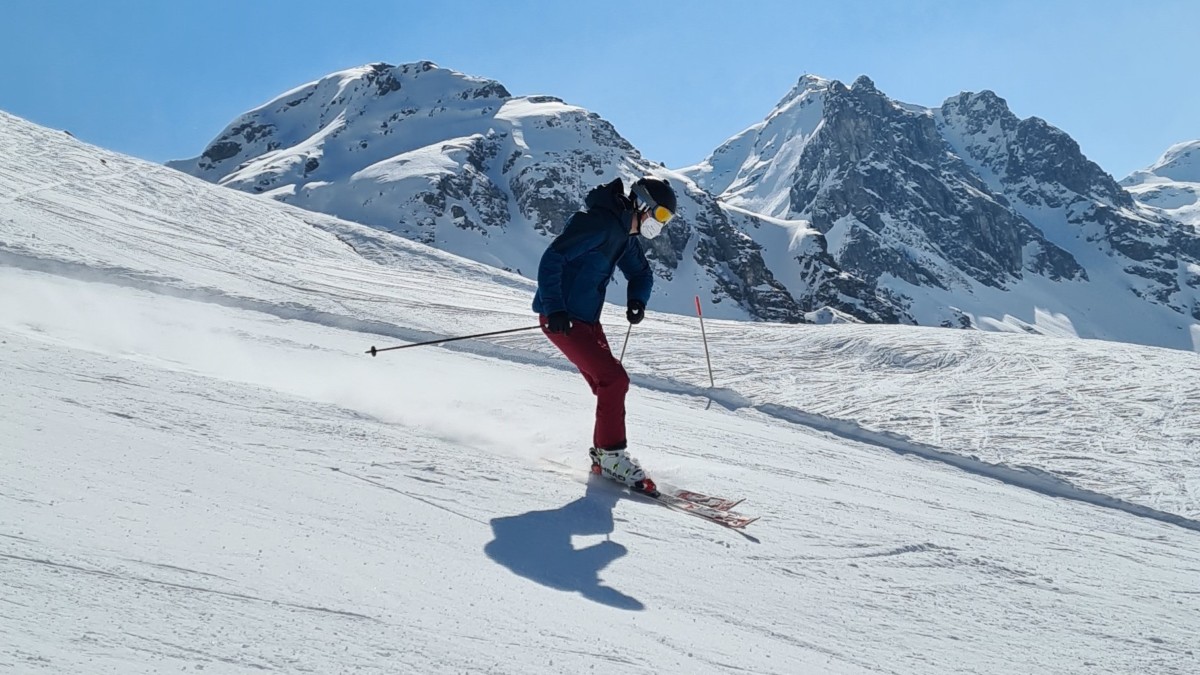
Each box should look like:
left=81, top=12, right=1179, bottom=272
left=3, top=0, right=1197, bottom=179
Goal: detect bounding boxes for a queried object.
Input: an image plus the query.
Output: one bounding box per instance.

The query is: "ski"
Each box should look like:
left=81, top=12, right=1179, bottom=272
left=645, top=490, right=759, bottom=529
left=540, top=457, right=758, bottom=529
left=657, top=485, right=744, bottom=512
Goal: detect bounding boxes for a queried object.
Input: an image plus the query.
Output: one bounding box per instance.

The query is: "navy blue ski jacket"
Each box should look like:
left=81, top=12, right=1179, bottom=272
left=532, top=178, right=653, bottom=323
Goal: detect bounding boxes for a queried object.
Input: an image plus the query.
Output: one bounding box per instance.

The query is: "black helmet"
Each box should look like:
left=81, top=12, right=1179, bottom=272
left=631, top=177, right=677, bottom=215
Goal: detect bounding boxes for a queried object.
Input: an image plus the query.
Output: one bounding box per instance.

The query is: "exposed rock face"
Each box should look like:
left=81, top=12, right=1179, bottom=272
left=687, top=75, right=1199, bottom=347
left=937, top=92, right=1200, bottom=324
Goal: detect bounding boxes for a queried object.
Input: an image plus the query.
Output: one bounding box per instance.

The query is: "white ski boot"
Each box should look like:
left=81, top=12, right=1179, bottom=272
left=590, top=447, right=657, bottom=495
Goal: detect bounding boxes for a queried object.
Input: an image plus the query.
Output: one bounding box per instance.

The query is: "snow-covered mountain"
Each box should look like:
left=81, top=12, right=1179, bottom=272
left=5, top=110, right=1200, bottom=674
left=169, top=62, right=885, bottom=324
left=1122, top=140, right=1200, bottom=229
left=685, top=76, right=1200, bottom=351
left=173, top=63, right=1200, bottom=352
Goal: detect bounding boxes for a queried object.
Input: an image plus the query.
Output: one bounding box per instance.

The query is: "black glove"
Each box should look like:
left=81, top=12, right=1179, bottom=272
left=626, top=300, right=645, bottom=325
left=545, top=311, right=572, bottom=335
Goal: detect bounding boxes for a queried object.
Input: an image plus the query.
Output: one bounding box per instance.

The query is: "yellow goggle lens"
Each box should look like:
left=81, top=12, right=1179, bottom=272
left=652, top=205, right=673, bottom=224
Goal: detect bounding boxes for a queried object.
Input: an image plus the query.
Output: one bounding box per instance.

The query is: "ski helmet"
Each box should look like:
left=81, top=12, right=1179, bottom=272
left=630, top=177, right=677, bottom=239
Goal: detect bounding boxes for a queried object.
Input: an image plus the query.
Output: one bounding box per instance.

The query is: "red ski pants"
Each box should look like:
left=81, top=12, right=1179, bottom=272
left=541, top=317, right=629, bottom=450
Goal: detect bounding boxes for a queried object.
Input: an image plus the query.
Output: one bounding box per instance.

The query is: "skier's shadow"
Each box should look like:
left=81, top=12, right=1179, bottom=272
left=484, top=476, right=644, bottom=611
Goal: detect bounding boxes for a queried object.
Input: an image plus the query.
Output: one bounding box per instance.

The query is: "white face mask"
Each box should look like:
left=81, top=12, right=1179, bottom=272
left=640, top=216, right=664, bottom=240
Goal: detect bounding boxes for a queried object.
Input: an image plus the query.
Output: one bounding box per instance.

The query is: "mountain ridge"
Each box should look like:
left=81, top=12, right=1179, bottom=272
left=170, top=61, right=1200, bottom=352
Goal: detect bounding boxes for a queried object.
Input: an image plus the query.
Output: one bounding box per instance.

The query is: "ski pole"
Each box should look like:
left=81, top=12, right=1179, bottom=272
left=618, top=322, right=633, bottom=363
left=695, top=296, right=715, bottom=387
left=366, top=325, right=541, bottom=356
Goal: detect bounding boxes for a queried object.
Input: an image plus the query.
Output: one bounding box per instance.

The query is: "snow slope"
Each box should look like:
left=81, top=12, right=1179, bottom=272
left=4, top=112, right=1200, bottom=674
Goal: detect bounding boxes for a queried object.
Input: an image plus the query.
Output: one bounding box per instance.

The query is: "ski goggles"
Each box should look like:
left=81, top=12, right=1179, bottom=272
left=646, top=203, right=674, bottom=224
left=631, top=184, right=675, bottom=225
left=628, top=183, right=676, bottom=239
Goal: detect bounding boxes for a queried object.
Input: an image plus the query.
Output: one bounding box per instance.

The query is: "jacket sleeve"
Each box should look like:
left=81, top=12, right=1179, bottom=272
left=617, top=237, right=653, bottom=306
left=536, top=218, right=605, bottom=316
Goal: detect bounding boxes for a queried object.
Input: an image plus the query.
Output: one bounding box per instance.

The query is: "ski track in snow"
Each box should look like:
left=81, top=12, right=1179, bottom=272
left=3, top=110, right=1200, bottom=674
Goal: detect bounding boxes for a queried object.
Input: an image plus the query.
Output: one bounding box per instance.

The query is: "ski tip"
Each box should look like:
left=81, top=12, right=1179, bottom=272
left=721, top=518, right=759, bottom=531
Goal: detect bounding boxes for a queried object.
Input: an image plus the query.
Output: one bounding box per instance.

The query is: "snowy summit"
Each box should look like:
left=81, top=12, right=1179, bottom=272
left=1122, top=140, right=1200, bottom=229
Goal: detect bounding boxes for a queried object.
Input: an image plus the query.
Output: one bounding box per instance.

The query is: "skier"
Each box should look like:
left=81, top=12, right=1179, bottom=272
left=533, top=176, right=677, bottom=494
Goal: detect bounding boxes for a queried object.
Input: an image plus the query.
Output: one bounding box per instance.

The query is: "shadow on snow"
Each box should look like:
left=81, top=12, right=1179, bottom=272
left=485, top=476, right=644, bottom=611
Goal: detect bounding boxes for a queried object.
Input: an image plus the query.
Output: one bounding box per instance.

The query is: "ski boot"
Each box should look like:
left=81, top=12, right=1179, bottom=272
left=590, top=446, right=658, bottom=496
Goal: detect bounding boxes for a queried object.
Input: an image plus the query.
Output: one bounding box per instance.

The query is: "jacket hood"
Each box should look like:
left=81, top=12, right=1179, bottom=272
left=584, top=178, right=633, bottom=214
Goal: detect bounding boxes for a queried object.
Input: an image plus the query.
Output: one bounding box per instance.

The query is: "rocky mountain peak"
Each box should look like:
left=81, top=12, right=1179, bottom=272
left=693, top=74, right=1199, bottom=343
left=940, top=90, right=1015, bottom=131
left=775, top=74, right=833, bottom=108
left=850, top=75, right=878, bottom=93
left=171, top=61, right=514, bottom=182
left=938, top=90, right=1131, bottom=208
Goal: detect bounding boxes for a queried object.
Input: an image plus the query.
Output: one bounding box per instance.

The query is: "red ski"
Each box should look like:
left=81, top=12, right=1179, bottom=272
left=646, top=489, right=759, bottom=529
left=539, top=458, right=757, bottom=529
left=657, top=485, right=744, bottom=512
